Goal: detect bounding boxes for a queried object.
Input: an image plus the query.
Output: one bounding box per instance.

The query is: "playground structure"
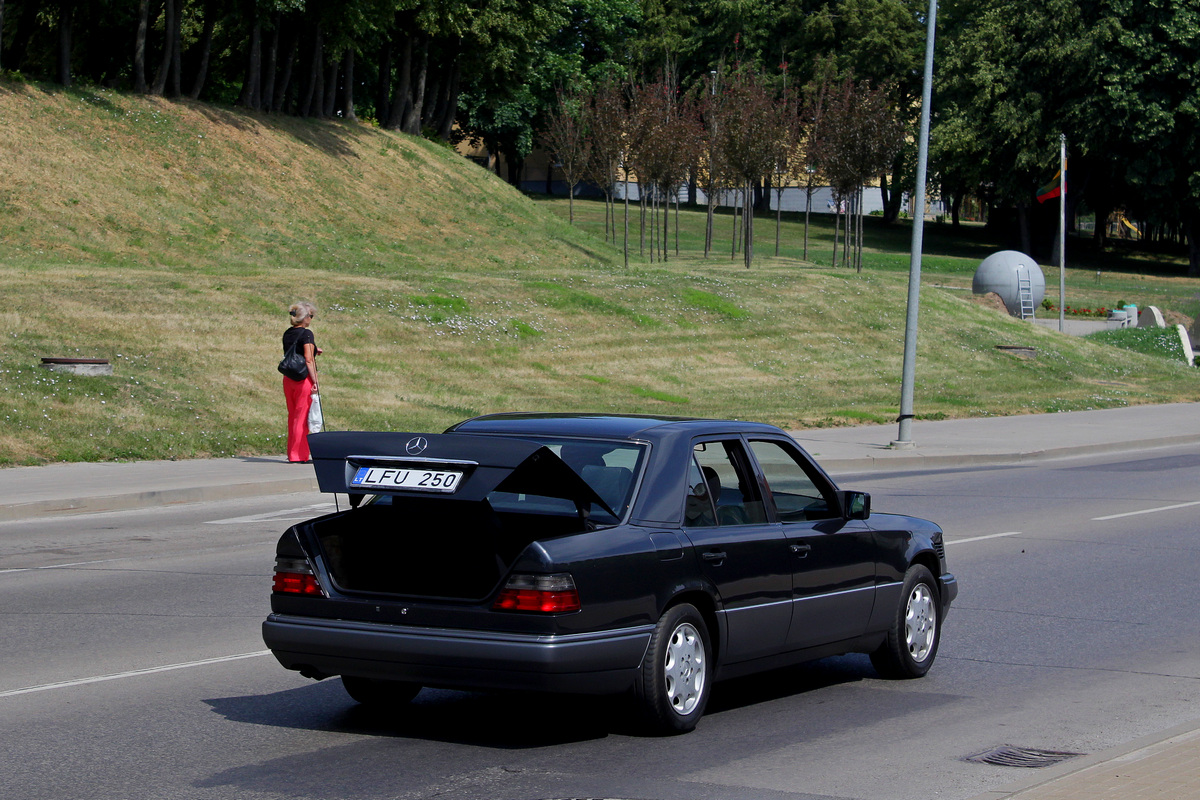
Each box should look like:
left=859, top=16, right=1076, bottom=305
left=972, top=251, right=1046, bottom=319
left=1108, top=209, right=1142, bottom=240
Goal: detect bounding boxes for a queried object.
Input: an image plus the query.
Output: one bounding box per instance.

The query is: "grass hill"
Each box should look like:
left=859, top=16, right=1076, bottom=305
left=1, top=79, right=1197, bottom=465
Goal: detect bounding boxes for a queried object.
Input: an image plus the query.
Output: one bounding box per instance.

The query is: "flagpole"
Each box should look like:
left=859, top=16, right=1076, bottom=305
left=1059, top=134, right=1066, bottom=332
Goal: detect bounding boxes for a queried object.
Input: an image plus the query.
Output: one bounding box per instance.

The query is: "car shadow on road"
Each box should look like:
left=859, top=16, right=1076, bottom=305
left=206, top=655, right=876, bottom=748
left=205, top=679, right=623, bottom=747
left=705, top=654, right=876, bottom=716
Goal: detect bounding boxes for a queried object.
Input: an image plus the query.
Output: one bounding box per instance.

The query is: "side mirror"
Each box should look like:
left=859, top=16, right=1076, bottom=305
left=842, top=490, right=871, bottom=520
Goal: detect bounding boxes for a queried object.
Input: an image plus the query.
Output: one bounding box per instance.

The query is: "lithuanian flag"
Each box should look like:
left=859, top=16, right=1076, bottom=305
left=1037, top=165, right=1065, bottom=203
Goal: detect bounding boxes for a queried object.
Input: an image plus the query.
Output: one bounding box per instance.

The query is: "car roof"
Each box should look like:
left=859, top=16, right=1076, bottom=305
left=446, top=412, right=786, bottom=442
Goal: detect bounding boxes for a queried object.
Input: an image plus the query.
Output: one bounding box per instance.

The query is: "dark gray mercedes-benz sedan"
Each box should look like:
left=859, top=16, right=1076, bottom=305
left=263, top=413, right=957, bottom=734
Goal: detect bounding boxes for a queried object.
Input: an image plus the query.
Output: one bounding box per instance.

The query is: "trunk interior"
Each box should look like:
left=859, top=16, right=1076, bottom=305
left=308, top=496, right=588, bottom=601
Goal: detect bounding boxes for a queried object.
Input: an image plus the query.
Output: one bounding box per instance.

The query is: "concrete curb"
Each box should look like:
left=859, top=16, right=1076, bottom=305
left=963, top=717, right=1200, bottom=800
left=0, top=476, right=319, bottom=523
left=5, top=433, right=1197, bottom=524
left=817, top=433, right=1200, bottom=474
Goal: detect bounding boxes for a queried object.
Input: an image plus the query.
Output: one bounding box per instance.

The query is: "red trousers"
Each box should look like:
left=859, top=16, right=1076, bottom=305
left=283, top=376, right=315, bottom=462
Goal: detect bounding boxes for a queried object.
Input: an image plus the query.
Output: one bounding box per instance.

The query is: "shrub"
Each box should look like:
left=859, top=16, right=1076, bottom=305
left=1086, top=326, right=1189, bottom=363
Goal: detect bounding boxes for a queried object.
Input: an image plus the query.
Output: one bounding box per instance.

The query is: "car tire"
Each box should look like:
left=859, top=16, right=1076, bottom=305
left=341, top=676, right=421, bottom=707
left=635, top=603, right=712, bottom=734
left=871, top=564, right=941, bottom=679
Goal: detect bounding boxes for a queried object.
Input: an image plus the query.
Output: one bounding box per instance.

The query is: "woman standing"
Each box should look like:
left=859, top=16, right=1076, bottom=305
left=281, top=301, right=322, bottom=463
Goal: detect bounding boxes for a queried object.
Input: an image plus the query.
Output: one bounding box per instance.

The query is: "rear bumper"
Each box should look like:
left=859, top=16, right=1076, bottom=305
left=262, top=613, right=654, bottom=694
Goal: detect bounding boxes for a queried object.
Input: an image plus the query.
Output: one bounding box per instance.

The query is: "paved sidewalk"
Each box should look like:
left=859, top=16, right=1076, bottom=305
left=0, top=456, right=319, bottom=522
left=1, top=402, right=1199, bottom=797
left=2, top=402, right=1199, bottom=523
left=966, top=718, right=1200, bottom=800
left=794, top=401, right=1200, bottom=473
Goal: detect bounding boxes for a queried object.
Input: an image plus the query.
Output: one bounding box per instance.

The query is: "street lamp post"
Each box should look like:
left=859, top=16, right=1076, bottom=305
left=892, top=0, right=939, bottom=449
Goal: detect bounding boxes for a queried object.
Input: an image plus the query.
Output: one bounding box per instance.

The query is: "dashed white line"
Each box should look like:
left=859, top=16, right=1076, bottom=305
left=0, top=651, right=272, bottom=699
left=0, top=557, right=129, bottom=575
left=945, top=531, right=1023, bottom=546
left=1092, top=501, right=1200, bottom=521
left=205, top=503, right=334, bottom=525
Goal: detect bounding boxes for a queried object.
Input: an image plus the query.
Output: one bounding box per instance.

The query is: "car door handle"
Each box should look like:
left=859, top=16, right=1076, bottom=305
left=701, top=550, right=727, bottom=563
left=790, top=544, right=812, bottom=557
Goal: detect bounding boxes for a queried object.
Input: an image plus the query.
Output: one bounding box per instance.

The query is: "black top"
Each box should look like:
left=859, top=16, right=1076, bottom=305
left=282, top=326, right=315, bottom=355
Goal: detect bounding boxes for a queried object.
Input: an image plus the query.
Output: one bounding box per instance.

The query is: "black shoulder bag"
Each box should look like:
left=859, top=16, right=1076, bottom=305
left=278, top=336, right=308, bottom=380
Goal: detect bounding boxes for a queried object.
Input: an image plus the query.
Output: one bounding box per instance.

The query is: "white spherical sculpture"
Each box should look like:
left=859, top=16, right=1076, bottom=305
left=972, top=250, right=1046, bottom=317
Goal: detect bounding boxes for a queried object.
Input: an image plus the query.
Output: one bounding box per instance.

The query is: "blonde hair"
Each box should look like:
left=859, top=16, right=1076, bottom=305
left=288, top=301, right=317, bottom=326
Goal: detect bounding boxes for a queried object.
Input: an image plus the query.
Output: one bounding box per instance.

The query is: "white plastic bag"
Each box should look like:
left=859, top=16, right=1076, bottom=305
left=307, top=392, right=324, bottom=434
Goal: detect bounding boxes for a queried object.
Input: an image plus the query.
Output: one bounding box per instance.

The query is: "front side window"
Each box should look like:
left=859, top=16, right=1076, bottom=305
left=747, top=439, right=837, bottom=521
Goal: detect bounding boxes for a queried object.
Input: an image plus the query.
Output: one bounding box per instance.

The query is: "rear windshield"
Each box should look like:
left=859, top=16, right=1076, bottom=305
left=366, top=438, right=645, bottom=526
left=490, top=438, right=644, bottom=524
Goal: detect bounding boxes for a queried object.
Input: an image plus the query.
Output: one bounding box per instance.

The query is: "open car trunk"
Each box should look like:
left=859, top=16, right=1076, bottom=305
left=304, top=431, right=626, bottom=601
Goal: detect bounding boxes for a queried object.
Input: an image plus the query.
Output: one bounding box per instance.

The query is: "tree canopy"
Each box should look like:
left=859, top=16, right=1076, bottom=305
left=3, top=0, right=1200, bottom=272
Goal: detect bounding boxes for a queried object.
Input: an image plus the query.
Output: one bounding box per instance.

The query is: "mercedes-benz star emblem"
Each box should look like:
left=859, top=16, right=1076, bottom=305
left=405, top=436, right=429, bottom=455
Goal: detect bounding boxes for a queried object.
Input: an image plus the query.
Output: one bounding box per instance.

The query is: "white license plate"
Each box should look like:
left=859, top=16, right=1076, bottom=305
left=350, top=466, right=462, bottom=493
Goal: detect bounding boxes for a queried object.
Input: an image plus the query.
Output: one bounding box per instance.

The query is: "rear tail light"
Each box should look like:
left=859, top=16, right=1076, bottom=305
left=493, top=573, right=580, bottom=613
left=273, top=557, right=325, bottom=597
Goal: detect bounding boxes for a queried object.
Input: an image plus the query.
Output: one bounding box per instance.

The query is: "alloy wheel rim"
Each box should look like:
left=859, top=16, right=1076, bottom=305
left=905, top=583, right=937, bottom=662
left=664, top=622, right=705, bottom=715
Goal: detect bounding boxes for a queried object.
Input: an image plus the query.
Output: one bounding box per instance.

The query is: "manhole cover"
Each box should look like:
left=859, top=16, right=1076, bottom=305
left=965, top=745, right=1085, bottom=768
left=995, top=345, right=1037, bottom=358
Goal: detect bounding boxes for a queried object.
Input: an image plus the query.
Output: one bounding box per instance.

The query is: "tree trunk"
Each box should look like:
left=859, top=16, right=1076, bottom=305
left=436, top=53, right=460, bottom=141
left=1016, top=201, right=1033, bottom=256
left=341, top=48, right=357, bottom=121
left=259, top=14, right=279, bottom=110
left=731, top=188, right=740, bottom=260
left=133, top=0, right=149, bottom=92
left=386, top=32, right=412, bottom=130
left=151, top=0, right=174, bottom=95
left=8, top=0, right=38, bottom=70
left=58, top=0, right=74, bottom=87
left=375, top=40, right=392, bottom=123
left=856, top=187, right=864, bottom=273
left=704, top=190, right=714, bottom=258
left=775, top=188, right=783, bottom=257
left=272, top=26, right=298, bottom=113
left=835, top=197, right=844, bottom=267
left=0, top=0, right=5, bottom=71
left=1185, top=214, right=1200, bottom=278
left=236, top=17, right=262, bottom=109
left=402, top=36, right=428, bottom=134
left=189, top=2, right=216, bottom=99
left=322, top=50, right=338, bottom=118
left=878, top=171, right=892, bottom=224
left=623, top=171, right=629, bottom=268
left=803, top=180, right=813, bottom=260
left=882, top=153, right=905, bottom=223
left=506, top=147, right=523, bottom=187
left=169, top=0, right=182, bottom=97
left=299, top=25, right=322, bottom=117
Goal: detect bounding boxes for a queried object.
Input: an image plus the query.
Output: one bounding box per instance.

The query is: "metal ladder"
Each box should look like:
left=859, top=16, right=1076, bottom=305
left=1017, top=269, right=1035, bottom=320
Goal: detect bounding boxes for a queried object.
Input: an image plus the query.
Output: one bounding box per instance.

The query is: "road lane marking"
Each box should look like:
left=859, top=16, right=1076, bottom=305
left=205, top=503, right=334, bottom=525
left=1092, top=501, right=1200, bottom=521
left=945, top=531, right=1023, bottom=546
left=0, top=651, right=272, bottom=698
left=0, top=557, right=132, bottom=575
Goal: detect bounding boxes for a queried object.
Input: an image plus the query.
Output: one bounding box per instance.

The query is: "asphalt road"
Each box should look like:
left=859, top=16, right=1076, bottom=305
left=2, top=445, right=1199, bottom=800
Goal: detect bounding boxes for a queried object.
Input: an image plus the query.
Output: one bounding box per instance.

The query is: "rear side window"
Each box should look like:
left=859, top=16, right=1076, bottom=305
left=691, top=439, right=767, bottom=525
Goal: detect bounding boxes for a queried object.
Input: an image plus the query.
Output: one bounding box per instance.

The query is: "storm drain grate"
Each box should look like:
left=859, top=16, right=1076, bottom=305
left=965, top=745, right=1085, bottom=769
